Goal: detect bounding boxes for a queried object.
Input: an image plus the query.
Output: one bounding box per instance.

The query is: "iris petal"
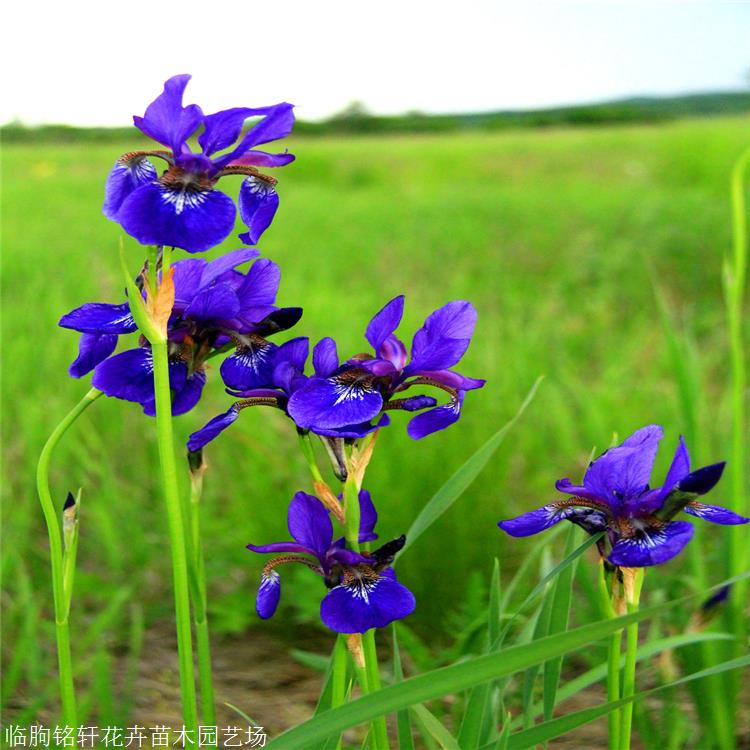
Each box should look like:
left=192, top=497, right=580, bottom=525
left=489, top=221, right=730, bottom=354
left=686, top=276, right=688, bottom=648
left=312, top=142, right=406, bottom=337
left=187, top=405, right=240, bottom=452
left=608, top=521, right=694, bottom=567
left=287, top=492, right=333, bottom=560
left=320, top=571, right=415, bottom=634
left=238, top=177, right=279, bottom=245
left=683, top=502, right=748, bottom=525
left=220, top=341, right=277, bottom=390
left=118, top=182, right=236, bottom=254
left=256, top=571, right=281, bottom=619
left=69, top=333, right=118, bottom=378
left=103, top=158, right=157, bottom=220
left=59, top=302, right=136, bottom=334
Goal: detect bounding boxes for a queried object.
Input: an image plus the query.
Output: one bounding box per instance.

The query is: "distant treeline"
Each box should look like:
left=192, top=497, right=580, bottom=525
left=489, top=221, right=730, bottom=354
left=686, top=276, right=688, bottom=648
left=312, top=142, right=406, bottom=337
left=4, top=91, right=750, bottom=142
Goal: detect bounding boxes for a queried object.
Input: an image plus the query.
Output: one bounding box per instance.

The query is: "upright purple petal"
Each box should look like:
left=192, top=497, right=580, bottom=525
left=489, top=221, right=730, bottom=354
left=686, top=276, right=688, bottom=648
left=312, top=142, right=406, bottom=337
left=583, top=425, right=663, bottom=506
left=366, top=296, right=404, bottom=353
left=313, top=338, right=339, bottom=378
left=198, top=107, right=270, bottom=156
left=683, top=502, right=749, bottom=525
left=320, top=570, right=415, bottom=633
left=69, top=333, right=118, bottom=378
left=287, top=373, right=383, bottom=430
left=238, top=178, right=279, bottom=245
left=236, top=258, right=281, bottom=312
left=59, top=302, right=136, bottom=334
left=287, top=492, right=333, bottom=560
left=199, top=248, right=259, bottom=287
left=406, top=301, right=478, bottom=373
left=133, top=74, right=203, bottom=153
left=608, top=521, right=694, bottom=567
left=358, top=490, right=379, bottom=543
left=185, top=282, right=240, bottom=322
left=271, top=337, right=310, bottom=390
left=118, top=182, right=236, bottom=254
left=172, top=259, right=207, bottom=309
left=256, top=571, right=281, bottom=619
left=407, top=392, right=464, bottom=440
left=660, top=436, right=691, bottom=497
left=103, top=157, right=157, bottom=220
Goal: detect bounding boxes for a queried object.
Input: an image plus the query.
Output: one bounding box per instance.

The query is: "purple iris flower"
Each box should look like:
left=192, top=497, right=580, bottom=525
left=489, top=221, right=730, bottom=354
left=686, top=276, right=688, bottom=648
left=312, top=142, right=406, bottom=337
left=59, top=249, right=301, bottom=416
left=186, top=336, right=390, bottom=452
left=286, top=295, right=485, bottom=440
left=498, top=425, right=748, bottom=567
left=247, top=490, right=415, bottom=633
left=104, top=74, right=295, bottom=253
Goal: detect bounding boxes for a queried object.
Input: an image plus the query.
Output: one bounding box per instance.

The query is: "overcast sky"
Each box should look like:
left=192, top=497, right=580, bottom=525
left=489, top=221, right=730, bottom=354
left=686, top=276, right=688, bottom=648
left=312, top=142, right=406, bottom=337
left=2, top=1, right=748, bottom=126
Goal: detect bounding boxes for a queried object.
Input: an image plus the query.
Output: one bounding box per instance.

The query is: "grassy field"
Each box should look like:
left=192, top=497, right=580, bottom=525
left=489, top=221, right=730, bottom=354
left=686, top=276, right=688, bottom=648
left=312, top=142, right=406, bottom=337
left=2, top=116, right=748, bottom=729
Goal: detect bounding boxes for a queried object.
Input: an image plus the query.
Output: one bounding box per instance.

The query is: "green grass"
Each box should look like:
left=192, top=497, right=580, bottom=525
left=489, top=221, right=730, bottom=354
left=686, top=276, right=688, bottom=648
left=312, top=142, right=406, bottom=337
left=2, top=116, right=748, bottom=728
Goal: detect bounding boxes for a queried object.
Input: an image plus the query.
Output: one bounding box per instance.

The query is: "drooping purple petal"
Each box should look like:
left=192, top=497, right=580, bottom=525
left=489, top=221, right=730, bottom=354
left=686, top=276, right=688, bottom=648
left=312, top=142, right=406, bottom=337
left=246, top=541, right=314, bottom=555
left=499, top=499, right=610, bottom=538
left=358, top=490, right=379, bottom=543
left=256, top=571, right=281, bottom=619
left=313, top=338, right=339, bottom=378
left=103, top=157, right=157, bottom=220
left=366, top=296, right=404, bottom=353
left=69, top=333, right=118, bottom=378
left=412, top=369, right=486, bottom=392
left=187, top=405, right=240, bottom=451
left=169, top=370, right=206, bottom=416
left=406, top=300, right=478, bottom=374
left=118, top=182, right=236, bottom=254
left=583, top=425, right=664, bottom=507
left=287, top=373, right=383, bottom=430
left=406, top=392, right=463, bottom=440
left=238, top=178, right=279, bottom=245
left=683, top=502, right=749, bottom=525
left=133, top=74, right=203, bottom=154
left=287, top=492, right=333, bottom=560
left=59, top=302, right=136, bottom=334
left=92, top=347, right=156, bottom=406
left=220, top=340, right=277, bottom=390
left=608, top=521, right=694, bottom=567
left=313, top=413, right=391, bottom=440
left=320, top=570, right=416, bottom=634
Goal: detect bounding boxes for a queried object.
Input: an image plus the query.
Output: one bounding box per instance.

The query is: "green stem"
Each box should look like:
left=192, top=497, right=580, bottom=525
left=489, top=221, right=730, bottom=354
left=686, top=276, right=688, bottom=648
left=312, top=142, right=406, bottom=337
left=36, top=387, right=102, bottom=726
left=299, top=432, right=324, bottom=483
left=597, top=563, right=621, bottom=750
left=619, top=569, right=644, bottom=750
left=189, top=464, right=217, bottom=732
left=150, top=246, right=198, bottom=732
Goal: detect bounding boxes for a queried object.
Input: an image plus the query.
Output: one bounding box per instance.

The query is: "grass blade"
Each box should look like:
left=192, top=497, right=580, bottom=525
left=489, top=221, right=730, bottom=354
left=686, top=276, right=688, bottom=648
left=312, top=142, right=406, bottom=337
left=400, top=377, right=542, bottom=556
left=411, top=704, right=461, bottom=750
left=392, top=626, right=416, bottom=750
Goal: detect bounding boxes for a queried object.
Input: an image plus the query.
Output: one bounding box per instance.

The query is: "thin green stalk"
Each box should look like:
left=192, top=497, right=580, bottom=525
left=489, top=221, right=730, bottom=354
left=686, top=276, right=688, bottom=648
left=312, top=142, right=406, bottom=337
left=597, top=562, right=621, bottom=750
left=36, top=387, right=102, bottom=726
left=149, top=246, right=198, bottom=732
left=299, top=432, right=325, bottom=483
left=726, top=146, right=750, bottom=624
left=619, top=568, right=644, bottom=750
left=188, top=456, right=217, bottom=732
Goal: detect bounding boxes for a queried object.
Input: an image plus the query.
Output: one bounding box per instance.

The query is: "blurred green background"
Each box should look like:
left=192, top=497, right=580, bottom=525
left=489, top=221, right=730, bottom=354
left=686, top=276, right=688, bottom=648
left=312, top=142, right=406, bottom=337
left=2, top=115, right=748, bottom=724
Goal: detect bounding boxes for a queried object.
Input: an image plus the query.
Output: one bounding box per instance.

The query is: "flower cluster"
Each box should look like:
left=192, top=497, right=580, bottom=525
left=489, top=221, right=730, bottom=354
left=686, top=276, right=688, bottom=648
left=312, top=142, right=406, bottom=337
left=104, top=75, right=295, bottom=253
left=247, top=491, right=415, bottom=633
left=498, top=425, right=747, bottom=567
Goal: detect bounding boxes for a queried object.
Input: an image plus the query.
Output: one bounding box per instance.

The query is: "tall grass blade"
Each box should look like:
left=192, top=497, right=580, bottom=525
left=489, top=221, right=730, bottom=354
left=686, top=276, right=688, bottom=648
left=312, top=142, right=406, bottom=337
left=392, top=626, right=416, bottom=750
left=411, top=704, right=461, bottom=750
left=400, top=378, right=542, bottom=556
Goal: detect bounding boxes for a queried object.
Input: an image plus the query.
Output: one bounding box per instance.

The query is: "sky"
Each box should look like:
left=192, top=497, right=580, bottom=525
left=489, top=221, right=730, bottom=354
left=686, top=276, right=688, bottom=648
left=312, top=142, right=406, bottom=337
left=2, top=1, right=748, bottom=126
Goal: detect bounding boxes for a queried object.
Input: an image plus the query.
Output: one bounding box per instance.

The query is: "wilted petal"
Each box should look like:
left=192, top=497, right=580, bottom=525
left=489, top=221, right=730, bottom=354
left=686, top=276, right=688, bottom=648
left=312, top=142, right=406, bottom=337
left=683, top=501, right=748, bottom=525
left=678, top=462, right=725, bottom=496
left=406, top=300, right=478, bottom=373
left=256, top=571, right=281, bottom=619
left=228, top=150, right=295, bottom=168
left=69, top=333, right=118, bottom=377
left=608, top=521, right=694, bottom=567
left=59, top=302, right=136, bottom=334
left=320, top=570, right=415, bottom=634
left=118, top=182, right=236, bottom=254
left=238, top=177, right=279, bottom=245
left=103, top=157, right=157, bottom=220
